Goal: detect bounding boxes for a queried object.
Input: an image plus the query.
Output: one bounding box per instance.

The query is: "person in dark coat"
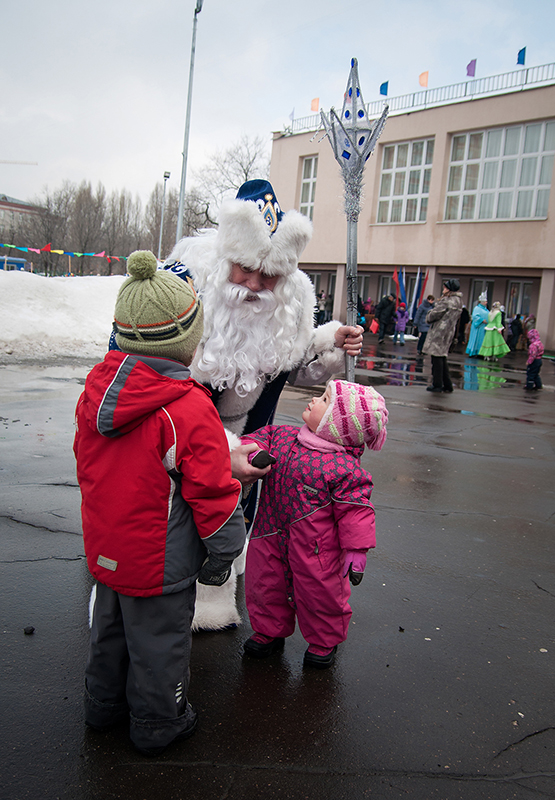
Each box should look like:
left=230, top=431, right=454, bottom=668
left=456, top=305, right=470, bottom=344
left=374, top=294, right=395, bottom=343
left=508, top=314, right=523, bottom=351
left=423, top=279, right=463, bottom=393
left=413, top=295, right=435, bottom=355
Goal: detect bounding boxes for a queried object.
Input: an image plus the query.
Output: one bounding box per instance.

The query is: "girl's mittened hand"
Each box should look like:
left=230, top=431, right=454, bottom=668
left=343, top=550, right=367, bottom=585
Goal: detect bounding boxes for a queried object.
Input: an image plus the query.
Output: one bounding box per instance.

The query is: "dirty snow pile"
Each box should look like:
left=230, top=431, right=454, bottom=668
left=0, top=270, right=127, bottom=359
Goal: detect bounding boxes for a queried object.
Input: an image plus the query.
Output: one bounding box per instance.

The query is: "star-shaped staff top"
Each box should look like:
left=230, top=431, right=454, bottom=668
left=321, top=58, right=389, bottom=177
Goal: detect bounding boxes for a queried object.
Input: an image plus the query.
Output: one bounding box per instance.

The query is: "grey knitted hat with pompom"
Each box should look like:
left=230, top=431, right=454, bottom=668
left=113, top=250, right=203, bottom=365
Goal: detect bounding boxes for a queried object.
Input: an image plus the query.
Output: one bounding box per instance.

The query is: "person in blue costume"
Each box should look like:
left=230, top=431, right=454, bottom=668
left=143, top=180, right=363, bottom=631
left=466, top=292, right=489, bottom=357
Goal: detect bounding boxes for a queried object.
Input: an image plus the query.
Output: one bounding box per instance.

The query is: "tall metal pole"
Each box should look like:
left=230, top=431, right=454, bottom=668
left=158, top=171, right=171, bottom=260
left=176, top=0, right=203, bottom=243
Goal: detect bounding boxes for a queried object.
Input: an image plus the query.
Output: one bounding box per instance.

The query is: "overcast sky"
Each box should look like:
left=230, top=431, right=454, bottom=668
left=2, top=0, right=554, bottom=207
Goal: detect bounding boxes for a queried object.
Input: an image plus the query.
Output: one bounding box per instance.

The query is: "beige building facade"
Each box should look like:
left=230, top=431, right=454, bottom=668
left=270, top=83, right=555, bottom=349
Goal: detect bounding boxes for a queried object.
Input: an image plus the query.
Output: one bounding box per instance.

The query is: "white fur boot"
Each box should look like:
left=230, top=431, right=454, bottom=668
left=191, top=564, right=241, bottom=631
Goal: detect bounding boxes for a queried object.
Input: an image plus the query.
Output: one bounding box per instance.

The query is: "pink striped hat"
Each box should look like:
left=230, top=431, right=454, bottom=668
left=316, top=380, right=388, bottom=451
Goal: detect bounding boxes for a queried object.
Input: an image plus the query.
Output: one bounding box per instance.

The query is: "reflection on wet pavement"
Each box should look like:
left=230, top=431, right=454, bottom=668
left=355, top=337, right=552, bottom=393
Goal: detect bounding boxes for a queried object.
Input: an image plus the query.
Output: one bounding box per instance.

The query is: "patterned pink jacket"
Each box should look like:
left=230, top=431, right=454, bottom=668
left=527, top=329, right=544, bottom=365
left=243, top=425, right=376, bottom=552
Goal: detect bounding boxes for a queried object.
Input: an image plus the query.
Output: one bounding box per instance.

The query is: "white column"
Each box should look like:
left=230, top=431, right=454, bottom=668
left=537, top=268, right=555, bottom=350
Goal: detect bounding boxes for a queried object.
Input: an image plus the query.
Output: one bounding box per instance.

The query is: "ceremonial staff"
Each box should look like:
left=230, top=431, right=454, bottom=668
left=319, top=58, right=389, bottom=380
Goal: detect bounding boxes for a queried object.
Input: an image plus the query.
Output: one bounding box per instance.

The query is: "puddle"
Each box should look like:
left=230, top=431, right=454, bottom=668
left=356, top=343, right=530, bottom=391
left=386, top=398, right=552, bottom=426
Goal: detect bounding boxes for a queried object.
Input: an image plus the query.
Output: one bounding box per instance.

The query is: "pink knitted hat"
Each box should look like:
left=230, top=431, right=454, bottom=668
left=315, top=380, right=388, bottom=451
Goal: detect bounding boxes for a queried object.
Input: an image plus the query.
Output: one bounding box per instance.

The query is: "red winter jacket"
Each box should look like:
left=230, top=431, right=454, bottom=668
left=74, top=351, right=245, bottom=597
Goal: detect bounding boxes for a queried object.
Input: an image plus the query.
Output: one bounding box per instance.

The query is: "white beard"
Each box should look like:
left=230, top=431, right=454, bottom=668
left=191, top=281, right=299, bottom=397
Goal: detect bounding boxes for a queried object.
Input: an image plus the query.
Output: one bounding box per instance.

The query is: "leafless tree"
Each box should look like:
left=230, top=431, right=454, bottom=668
left=193, top=133, right=271, bottom=215
left=69, top=182, right=107, bottom=275
left=17, top=182, right=76, bottom=275
left=147, top=185, right=215, bottom=259
left=145, top=183, right=177, bottom=259
left=13, top=170, right=221, bottom=275
left=102, top=189, right=145, bottom=274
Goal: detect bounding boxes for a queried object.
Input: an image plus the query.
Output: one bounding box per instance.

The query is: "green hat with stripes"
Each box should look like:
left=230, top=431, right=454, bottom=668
left=114, top=250, right=203, bottom=365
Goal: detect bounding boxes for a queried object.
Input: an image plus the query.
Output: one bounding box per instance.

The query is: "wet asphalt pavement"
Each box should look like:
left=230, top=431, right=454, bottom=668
left=1, top=337, right=554, bottom=800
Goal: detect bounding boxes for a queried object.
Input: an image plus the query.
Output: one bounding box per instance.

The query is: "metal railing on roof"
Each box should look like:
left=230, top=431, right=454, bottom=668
left=288, top=62, right=555, bottom=134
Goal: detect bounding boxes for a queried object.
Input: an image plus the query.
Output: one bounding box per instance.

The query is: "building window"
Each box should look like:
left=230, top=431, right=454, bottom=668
left=303, top=270, right=321, bottom=294
left=299, top=156, right=318, bottom=220
left=444, top=121, right=555, bottom=221
left=469, top=279, right=494, bottom=309
left=377, top=139, right=434, bottom=224
left=358, top=274, right=373, bottom=304
left=378, top=275, right=396, bottom=298
left=506, top=281, right=533, bottom=317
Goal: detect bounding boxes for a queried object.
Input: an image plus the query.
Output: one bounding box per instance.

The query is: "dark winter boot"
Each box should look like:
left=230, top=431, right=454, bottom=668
left=303, top=645, right=338, bottom=669
left=243, top=633, right=285, bottom=658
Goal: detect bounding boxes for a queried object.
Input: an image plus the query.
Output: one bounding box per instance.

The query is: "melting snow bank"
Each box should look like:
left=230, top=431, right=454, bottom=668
left=0, top=270, right=126, bottom=359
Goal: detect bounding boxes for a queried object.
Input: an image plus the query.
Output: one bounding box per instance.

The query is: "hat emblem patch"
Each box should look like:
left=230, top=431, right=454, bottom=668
left=256, top=193, right=281, bottom=233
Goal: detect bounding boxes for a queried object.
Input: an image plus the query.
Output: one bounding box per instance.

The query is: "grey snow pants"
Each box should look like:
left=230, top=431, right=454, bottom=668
left=85, top=581, right=196, bottom=752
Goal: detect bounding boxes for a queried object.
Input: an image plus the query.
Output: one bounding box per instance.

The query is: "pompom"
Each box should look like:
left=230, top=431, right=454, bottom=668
left=127, top=250, right=158, bottom=280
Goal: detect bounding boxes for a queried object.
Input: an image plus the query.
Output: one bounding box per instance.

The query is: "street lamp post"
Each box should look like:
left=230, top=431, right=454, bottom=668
left=176, top=0, right=204, bottom=243
left=157, top=171, right=171, bottom=260
left=320, top=58, right=388, bottom=381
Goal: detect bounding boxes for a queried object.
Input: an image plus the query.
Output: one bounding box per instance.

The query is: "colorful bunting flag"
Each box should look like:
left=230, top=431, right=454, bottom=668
left=466, top=59, right=477, bottom=77
left=419, top=71, right=429, bottom=88
left=310, top=97, right=319, bottom=112
left=517, top=47, right=526, bottom=66
left=1, top=241, right=127, bottom=261
left=380, top=81, right=389, bottom=96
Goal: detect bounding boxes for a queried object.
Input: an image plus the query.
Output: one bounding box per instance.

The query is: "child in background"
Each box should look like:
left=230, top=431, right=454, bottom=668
left=241, top=380, right=388, bottom=669
left=525, top=328, right=544, bottom=390
left=74, top=251, right=246, bottom=756
left=393, top=302, right=409, bottom=345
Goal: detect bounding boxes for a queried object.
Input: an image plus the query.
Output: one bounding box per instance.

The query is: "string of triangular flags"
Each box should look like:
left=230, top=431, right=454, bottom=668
left=1, top=241, right=127, bottom=263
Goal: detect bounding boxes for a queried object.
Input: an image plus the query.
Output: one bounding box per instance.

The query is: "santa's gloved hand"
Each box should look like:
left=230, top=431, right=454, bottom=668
left=342, top=550, right=367, bottom=586
left=198, top=554, right=234, bottom=586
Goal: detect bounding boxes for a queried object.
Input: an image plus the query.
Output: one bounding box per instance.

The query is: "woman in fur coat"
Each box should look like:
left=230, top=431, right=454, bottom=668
left=423, top=279, right=463, bottom=392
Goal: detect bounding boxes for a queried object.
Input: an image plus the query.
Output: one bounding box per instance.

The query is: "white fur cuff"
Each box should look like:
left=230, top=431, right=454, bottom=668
left=225, top=429, right=242, bottom=451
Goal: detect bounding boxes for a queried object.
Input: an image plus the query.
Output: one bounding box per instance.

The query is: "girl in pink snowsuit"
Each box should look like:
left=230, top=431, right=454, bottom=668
left=242, top=380, right=388, bottom=669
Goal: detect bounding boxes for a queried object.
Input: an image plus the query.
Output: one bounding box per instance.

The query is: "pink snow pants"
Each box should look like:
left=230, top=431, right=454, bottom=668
left=245, top=524, right=353, bottom=649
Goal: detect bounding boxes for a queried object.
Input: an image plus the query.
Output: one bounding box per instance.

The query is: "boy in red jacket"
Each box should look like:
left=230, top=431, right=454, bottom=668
left=74, top=251, right=246, bottom=755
